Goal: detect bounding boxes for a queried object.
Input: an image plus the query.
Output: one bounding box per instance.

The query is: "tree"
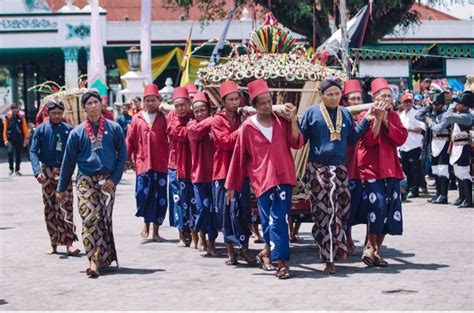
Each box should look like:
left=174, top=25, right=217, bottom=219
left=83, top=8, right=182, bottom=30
left=163, top=0, right=460, bottom=45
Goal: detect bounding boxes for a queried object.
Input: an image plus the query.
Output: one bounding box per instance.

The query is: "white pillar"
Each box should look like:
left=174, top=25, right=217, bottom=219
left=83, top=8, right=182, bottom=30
left=62, top=47, right=79, bottom=89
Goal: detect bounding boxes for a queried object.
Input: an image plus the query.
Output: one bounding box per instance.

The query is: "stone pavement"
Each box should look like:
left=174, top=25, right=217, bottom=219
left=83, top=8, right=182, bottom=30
left=0, top=160, right=473, bottom=311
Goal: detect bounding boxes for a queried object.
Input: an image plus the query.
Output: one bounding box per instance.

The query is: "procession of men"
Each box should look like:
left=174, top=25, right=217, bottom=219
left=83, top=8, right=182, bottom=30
left=13, top=76, right=472, bottom=279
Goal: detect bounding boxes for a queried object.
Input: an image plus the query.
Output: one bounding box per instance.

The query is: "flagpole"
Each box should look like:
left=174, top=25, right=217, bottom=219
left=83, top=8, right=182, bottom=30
left=339, top=0, right=350, bottom=75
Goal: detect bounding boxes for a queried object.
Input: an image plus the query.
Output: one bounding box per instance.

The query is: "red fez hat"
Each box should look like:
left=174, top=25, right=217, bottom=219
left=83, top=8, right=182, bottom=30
left=173, top=87, right=190, bottom=101
left=247, top=79, right=270, bottom=101
left=219, top=81, right=240, bottom=99
left=371, top=78, right=390, bottom=95
left=401, top=93, right=413, bottom=103
left=192, top=92, right=209, bottom=106
left=144, top=84, right=160, bottom=98
left=343, top=80, right=362, bottom=96
left=185, top=83, right=198, bottom=95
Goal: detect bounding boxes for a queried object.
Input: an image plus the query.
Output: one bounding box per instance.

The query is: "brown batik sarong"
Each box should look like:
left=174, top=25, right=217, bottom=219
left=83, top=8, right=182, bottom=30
left=76, top=174, right=118, bottom=267
left=305, top=162, right=351, bottom=263
left=41, top=166, right=78, bottom=246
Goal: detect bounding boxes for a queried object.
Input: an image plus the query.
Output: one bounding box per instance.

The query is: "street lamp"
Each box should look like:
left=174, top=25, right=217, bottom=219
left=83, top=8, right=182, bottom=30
left=126, top=46, right=142, bottom=71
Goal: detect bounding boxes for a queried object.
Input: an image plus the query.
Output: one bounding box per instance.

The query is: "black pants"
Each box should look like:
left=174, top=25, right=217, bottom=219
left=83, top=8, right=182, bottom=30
left=400, top=147, right=422, bottom=195
left=7, top=140, right=22, bottom=172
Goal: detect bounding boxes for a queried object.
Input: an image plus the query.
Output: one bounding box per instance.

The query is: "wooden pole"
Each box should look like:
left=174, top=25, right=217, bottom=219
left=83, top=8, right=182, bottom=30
left=339, top=0, right=350, bottom=75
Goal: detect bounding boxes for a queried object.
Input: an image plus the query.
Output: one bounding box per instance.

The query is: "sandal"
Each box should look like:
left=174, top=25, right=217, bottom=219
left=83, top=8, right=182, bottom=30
left=373, top=256, right=388, bottom=267
left=238, top=249, right=257, bottom=265
left=362, top=249, right=375, bottom=267
left=256, top=252, right=276, bottom=271
left=347, top=244, right=357, bottom=256
left=275, top=265, right=290, bottom=279
left=86, top=268, right=100, bottom=277
left=67, top=248, right=81, bottom=256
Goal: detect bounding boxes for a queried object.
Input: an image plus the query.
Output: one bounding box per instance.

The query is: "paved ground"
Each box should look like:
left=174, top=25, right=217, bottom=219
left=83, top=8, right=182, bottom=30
left=0, top=151, right=473, bottom=310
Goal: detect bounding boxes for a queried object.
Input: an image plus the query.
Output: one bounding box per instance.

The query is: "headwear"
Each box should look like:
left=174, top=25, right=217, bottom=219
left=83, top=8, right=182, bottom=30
left=320, top=79, right=342, bottom=93
left=46, top=100, right=65, bottom=111
left=192, top=92, right=210, bottom=106
left=247, top=79, right=270, bottom=101
left=414, top=94, right=423, bottom=101
left=134, top=96, right=142, bottom=101
left=343, top=80, right=362, bottom=96
left=144, top=84, right=160, bottom=98
left=458, top=91, right=474, bottom=108
left=433, top=92, right=446, bottom=106
left=370, top=78, right=390, bottom=95
left=401, top=93, right=414, bottom=103
left=184, top=83, right=198, bottom=95
left=219, top=81, right=240, bottom=99
left=10, top=103, right=18, bottom=109
left=81, top=91, right=101, bottom=107
left=172, top=87, right=190, bottom=101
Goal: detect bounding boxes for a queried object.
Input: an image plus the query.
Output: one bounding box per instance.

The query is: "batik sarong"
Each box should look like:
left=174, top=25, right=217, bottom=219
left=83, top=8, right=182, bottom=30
left=135, top=170, right=167, bottom=225
left=256, top=185, right=292, bottom=261
left=178, top=178, right=196, bottom=230
left=41, top=166, right=78, bottom=246
left=364, top=178, right=403, bottom=236
left=212, top=178, right=252, bottom=246
left=347, top=179, right=368, bottom=227
left=77, top=174, right=118, bottom=267
left=305, top=162, right=350, bottom=263
left=168, top=168, right=180, bottom=227
left=193, top=182, right=212, bottom=234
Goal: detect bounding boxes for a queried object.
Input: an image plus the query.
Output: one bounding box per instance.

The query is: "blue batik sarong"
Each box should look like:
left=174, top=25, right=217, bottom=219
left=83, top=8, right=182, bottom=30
left=193, top=182, right=212, bottom=234
left=135, top=170, right=168, bottom=225
left=212, top=178, right=251, bottom=246
left=178, top=178, right=196, bottom=230
left=168, top=168, right=180, bottom=227
left=347, top=179, right=368, bottom=228
left=257, top=184, right=292, bottom=262
left=364, top=178, right=403, bottom=236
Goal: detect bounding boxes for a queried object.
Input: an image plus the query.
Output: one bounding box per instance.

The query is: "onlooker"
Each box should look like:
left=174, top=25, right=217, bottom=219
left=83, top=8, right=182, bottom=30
left=3, top=103, right=30, bottom=175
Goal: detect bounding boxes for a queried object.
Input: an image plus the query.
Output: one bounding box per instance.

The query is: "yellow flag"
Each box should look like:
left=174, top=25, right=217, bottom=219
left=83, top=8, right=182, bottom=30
left=180, top=25, right=193, bottom=71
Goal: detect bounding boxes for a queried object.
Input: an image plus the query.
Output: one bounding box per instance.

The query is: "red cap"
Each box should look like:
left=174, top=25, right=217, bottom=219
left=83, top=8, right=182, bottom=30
left=173, top=87, right=190, bottom=101
left=247, top=79, right=270, bottom=101
left=192, top=92, right=209, bottom=106
left=401, top=93, right=414, bottom=102
left=185, top=83, right=198, bottom=95
left=343, top=80, right=362, bottom=96
left=144, top=84, right=160, bottom=98
left=219, top=81, right=240, bottom=99
left=371, top=78, right=390, bottom=95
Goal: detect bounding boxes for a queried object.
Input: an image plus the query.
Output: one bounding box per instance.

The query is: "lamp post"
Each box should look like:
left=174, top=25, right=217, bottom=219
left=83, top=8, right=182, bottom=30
left=120, top=46, right=147, bottom=102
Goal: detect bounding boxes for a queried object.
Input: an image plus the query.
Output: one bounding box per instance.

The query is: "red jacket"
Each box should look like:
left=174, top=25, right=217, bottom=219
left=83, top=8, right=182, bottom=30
left=358, top=110, right=408, bottom=181
left=167, top=113, right=192, bottom=180
left=188, top=117, right=215, bottom=183
left=166, top=111, right=177, bottom=170
left=211, top=111, right=241, bottom=181
left=102, top=110, right=115, bottom=121
left=225, top=114, right=304, bottom=197
left=126, top=111, right=169, bottom=175
left=346, top=143, right=361, bottom=180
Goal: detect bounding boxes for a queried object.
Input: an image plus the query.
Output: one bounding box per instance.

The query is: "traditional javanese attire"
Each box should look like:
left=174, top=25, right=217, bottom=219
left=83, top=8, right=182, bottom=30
left=30, top=120, right=78, bottom=246
left=127, top=86, right=169, bottom=226
left=226, top=96, right=304, bottom=262
left=212, top=81, right=251, bottom=247
left=300, top=90, right=369, bottom=263
left=167, top=87, right=196, bottom=232
left=188, top=107, right=215, bottom=237
left=167, top=110, right=180, bottom=227
left=58, top=116, right=127, bottom=267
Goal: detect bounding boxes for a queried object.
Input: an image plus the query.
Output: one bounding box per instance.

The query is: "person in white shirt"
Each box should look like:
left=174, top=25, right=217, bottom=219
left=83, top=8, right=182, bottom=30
left=399, top=93, right=426, bottom=198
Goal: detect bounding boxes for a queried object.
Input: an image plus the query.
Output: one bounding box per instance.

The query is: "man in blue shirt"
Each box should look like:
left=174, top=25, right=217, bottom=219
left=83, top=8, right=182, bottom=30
left=115, top=102, right=132, bottom=137
left=56, top=91, right=127, bottom=278
left=29, top=100, right=80, bottom=256
left=300, top=78, right=377, bottom=275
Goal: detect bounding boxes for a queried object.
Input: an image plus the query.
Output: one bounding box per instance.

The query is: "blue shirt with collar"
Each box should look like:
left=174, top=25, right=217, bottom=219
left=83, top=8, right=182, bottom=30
left=57, top=119, right=127, bottom=192
left=29, top=121, right=73, bottom=176
left=299, top=104, right=369, bottom=166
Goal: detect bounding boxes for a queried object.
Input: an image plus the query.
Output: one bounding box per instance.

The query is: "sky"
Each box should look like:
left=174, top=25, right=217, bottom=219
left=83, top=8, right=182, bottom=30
left=422, top=0, right=474, bottom=19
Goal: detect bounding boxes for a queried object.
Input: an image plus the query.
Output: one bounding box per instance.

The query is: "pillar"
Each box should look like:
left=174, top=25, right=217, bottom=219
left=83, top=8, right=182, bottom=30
left=9, top=67, right=19, bottom=105
left=62, top=47, right=79, bottom=89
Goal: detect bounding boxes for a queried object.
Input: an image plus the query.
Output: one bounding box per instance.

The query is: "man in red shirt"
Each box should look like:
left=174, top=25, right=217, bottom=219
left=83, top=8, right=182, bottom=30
left=211, top=81, right=254, bottom=266
left=358, top=78, right=408, bottom=267
left=167, top=87, right=197, bottom=248
left=187, top=92, right=218, bottom=255
left=127, top=84, right=169, bottom=242
left=342, top=80, right=369, bottom=256
left=226, top=79, right=304, bottom=279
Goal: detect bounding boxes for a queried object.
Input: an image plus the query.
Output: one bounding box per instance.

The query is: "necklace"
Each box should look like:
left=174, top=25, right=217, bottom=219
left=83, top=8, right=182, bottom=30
left=85, top=116, right=105, bottom=151
left=320, top=103, right=342, bottom=141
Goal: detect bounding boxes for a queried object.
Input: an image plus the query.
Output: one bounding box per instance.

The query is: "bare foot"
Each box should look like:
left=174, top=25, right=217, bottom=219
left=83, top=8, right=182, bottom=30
left=207, top=248, right=221, bottom=257
left=177, top=240, right=187, bottom=247
left=322, top=262, right=336, bottom=275
left=153, top=234, right=167, bottom=242
left=225, top=257, right=238, bottom=265
left=140, top=223, right=150, bottom=239
left=48, top=245, right=57, bottom=255
left=86, top=261, right=100, bottom=277
left=198, top=239, right=207, bottom=251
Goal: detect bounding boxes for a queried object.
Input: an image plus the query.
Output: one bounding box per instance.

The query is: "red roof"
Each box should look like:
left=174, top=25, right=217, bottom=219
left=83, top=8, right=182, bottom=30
left=46, top=0, right=251, bottom=21
left=410, top=3, right=459, bottom=21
